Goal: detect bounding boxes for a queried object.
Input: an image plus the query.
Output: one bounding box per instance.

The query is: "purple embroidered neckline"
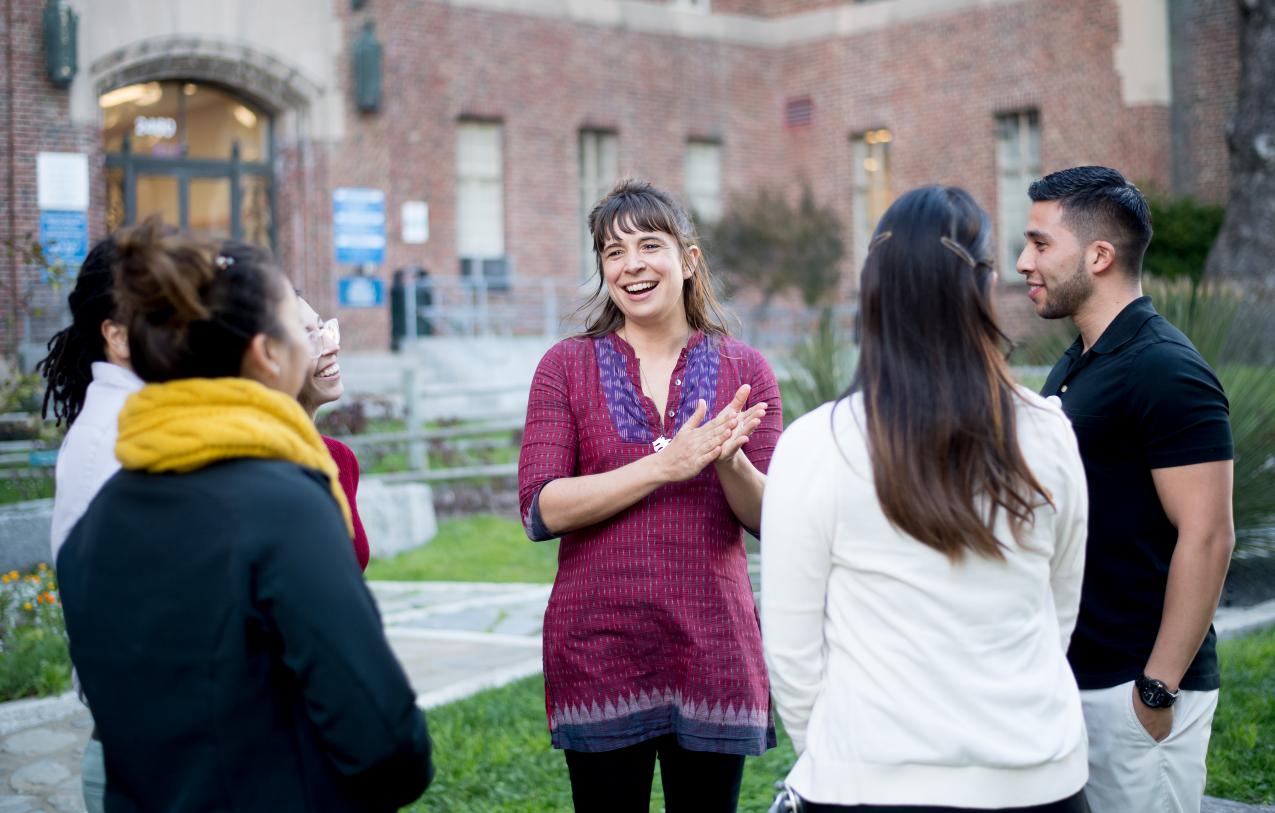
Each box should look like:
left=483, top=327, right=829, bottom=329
left=594, top=332, right=721, bottom=445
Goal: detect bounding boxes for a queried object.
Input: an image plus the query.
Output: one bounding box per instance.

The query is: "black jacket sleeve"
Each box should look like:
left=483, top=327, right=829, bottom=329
left=253, top=467, right=434, bottom=810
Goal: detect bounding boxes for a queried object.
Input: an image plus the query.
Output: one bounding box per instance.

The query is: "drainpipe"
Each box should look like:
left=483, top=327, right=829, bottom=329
left=4, top=0, right=18, bottom=358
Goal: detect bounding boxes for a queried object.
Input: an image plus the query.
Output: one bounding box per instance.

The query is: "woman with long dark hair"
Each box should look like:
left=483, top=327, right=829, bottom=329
left=518, top=178, right=780, bottom=812
left=56, top=219, right=433, bottom=812
left=761, top=186, right=1089, bottom=812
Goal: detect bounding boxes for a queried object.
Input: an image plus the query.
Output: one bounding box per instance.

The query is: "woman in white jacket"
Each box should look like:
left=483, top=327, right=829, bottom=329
left=37, top=236, right=142, bottom=813
left=41, top=237, right=143, bottom=561
left=761, top=186, right=1089, bottom=813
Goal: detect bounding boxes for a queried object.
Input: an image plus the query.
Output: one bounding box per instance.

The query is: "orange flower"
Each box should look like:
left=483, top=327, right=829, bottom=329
left=22, top=602, right=32, bottom=611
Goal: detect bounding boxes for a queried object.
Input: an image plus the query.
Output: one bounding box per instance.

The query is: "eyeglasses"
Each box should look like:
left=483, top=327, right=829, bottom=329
left=306, top=318, right=340, bottom=359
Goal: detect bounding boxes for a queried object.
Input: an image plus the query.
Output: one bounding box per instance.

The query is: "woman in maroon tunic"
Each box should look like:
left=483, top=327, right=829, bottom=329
left=296, top=296, right=370, bottom=571
left=518, top=179, right=781, bottom=812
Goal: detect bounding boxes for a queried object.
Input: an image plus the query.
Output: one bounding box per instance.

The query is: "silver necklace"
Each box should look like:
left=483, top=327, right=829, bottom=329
left=620, top=327, right=691, bottom=453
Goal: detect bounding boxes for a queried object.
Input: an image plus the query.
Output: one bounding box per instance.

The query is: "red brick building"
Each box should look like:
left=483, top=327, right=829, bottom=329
left=0, top=0, right=1241, bottom=358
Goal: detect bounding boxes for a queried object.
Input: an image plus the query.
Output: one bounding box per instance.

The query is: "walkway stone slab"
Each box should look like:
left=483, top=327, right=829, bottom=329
left=4, top=729, right=79, bottom=757
left=10, top=760, right=72, bottom=793
left=1204, top=798, right=1275, bottom=813
left=0, top=796, right=45, bottom=813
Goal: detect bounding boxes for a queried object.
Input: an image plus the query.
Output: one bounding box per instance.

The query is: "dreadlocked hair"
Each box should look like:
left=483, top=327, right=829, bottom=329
left=37, top=238, right=120, bottom=427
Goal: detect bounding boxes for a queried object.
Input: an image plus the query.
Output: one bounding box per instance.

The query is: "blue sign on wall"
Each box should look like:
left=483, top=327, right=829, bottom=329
left=338, top=276, right=385, bottom=308
left=39, top=209, right=88, bottom=275
left=333, top=187, right=386, bottom=266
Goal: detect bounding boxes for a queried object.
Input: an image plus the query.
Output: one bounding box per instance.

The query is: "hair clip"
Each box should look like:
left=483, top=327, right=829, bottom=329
left=869, top=231, right=893, bottom=251
left=214, top=254, right=235, bottom=270
left=940, top=236, right=978, bottom=269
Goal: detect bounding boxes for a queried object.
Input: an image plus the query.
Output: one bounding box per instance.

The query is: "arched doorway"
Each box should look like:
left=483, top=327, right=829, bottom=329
left=101, top=80, right=273, bottom=246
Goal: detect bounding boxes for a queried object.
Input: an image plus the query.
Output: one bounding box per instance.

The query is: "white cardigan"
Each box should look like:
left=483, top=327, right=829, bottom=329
left=50, top=362, right=144, bottom=561
left=760, top=390, right=1089, bottom=809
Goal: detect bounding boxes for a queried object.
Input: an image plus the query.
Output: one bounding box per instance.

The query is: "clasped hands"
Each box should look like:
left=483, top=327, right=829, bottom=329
left=658, top=385, right=767, bottom=483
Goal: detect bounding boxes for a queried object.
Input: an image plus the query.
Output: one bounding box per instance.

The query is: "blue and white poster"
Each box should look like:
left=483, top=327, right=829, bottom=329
left=39, top=209, right=89, bottom=273
left=37, top=152, right=90, bottom=278
left=333, top=187, right=387, bottom=266
left=338, top=276, right=385, bottom=308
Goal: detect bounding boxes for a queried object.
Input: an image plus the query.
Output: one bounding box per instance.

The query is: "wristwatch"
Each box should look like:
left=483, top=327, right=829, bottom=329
left=1135, top=673, right=1181, bottom=709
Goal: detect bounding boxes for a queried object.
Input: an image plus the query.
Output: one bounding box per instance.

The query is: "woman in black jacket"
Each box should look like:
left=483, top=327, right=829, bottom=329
left=57, top=219, right=434, bottom=813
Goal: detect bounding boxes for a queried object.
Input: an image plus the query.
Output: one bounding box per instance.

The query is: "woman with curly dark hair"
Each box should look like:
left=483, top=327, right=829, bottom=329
left=39, top=237, right=143, bottom=561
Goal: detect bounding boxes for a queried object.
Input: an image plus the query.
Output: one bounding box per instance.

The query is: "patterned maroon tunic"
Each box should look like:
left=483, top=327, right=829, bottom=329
left=518, top=331, right=781, bottom=755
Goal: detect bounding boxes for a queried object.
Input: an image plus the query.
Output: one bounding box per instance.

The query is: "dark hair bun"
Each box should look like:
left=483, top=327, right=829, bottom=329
left=112, top=217, right=286, bottom=382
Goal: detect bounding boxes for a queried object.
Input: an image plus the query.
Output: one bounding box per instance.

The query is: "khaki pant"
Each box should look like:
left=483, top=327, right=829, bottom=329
left=1081, top=680, right=1219, bottom=813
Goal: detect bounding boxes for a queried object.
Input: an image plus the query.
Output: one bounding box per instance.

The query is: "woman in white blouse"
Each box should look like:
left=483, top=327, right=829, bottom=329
left=41, top=238, right=143, bottom=560
left=761, top=186, right=1089, bottom=813
left=38, top=236, right=142, bottom=813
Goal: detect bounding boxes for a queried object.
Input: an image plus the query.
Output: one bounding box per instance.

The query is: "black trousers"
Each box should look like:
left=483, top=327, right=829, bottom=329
left=564, top=734, right=746, bottom=813
left=802, top=789, right=1089, bottom=813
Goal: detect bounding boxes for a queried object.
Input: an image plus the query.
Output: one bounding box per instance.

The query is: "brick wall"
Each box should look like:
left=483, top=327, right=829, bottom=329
left=1, top=0, right=1241, bottom=355
left=0, top=2, right=103, bottom=358
left=325, top=0, right=788, bottom=349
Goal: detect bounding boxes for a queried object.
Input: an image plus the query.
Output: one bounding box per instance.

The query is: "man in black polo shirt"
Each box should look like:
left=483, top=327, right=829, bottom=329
left=1018, top=166, right=1235, bottom=813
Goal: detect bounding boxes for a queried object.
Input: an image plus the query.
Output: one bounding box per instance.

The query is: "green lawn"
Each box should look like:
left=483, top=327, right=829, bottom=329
left=402, top=627, right=1275, bottom=811
left=404, top=674, right=795, bottom=813
left=1206, top=626, right=1275, bottom=804
left=365, top=515, right=558, bottom=584
left=0, top=475, right=54, bottom=505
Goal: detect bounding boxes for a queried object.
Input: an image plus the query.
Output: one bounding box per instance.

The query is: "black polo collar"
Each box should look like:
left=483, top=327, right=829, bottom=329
left=1088, top=295, right=1158, bottom=355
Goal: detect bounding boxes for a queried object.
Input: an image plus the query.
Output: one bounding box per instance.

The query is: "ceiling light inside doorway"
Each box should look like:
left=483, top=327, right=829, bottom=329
left=233, top=105, right=258, bottom=128
left=99, top=82, right=162, bottom=109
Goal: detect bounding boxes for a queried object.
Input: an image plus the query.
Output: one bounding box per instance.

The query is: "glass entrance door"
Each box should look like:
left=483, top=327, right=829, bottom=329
left=102, top=81, right=273, bottom=246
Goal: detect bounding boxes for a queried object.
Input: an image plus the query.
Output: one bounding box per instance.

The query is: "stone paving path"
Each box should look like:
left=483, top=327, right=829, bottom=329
left=2, top=578, right=1273, bottom=813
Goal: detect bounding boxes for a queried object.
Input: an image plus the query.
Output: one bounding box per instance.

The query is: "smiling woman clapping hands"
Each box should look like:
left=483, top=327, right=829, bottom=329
left=518, top=179, right=781, bottom=813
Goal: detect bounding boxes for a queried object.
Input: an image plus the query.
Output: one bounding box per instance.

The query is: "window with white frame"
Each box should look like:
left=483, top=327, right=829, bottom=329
left=684, top=140, right=723, bottom=226
left=996, top=110, right=1041, bottom=280
left=579, top=129, right=619, bottom=280
left=852, top=128, right=893, bottom=273
left=456, top=121, right=504, bottom=260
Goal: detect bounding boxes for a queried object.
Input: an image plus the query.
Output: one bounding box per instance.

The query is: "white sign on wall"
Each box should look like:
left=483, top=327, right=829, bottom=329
left=36, top=152, right=89, bottom=211
left=402, top=200, right=429, bottom=244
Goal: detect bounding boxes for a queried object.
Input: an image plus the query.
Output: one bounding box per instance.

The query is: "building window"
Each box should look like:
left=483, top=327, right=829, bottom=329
left=852, top=128, right=893, bottom=272
left=670, top=0, right=710, bottom=11
left=786, top=96, right=814, bottom=129
left=996, top=110, right=1041, bottom=280
left=579, top=129, right=619, bottom=279
left=457, top=121, right=505, bottom=263
left=101, top=80, right=272, bottom=246
left=684, top=140, right=722, bottom=226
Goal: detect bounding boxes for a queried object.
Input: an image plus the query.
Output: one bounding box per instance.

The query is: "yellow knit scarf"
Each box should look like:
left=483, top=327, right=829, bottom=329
left=115, top=377, right=354, bottom=536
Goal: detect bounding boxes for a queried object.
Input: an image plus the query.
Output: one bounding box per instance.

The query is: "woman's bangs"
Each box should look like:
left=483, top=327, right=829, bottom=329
left=593, top=195, right=681, bottom=254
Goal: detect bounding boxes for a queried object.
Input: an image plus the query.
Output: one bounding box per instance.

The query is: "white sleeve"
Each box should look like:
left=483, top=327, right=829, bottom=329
left=760, top=413, right=838, bottom=755
left=1048, top=417, right=1088, bottom=653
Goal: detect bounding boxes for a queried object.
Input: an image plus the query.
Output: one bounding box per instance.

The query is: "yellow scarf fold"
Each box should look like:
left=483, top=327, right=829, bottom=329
left=115, top=377, right=354, bottom=537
